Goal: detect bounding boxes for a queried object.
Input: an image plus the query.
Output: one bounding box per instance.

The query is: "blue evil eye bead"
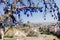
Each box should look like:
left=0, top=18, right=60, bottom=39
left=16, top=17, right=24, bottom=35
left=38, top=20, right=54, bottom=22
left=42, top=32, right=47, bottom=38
left=53, top=9, right=55, bottom=12
left=0, top=0, right=5, bottom=3
left=16, top=8, right=19, bottom=11
left=44, top=18, right=46, bottom=20
left=28, top=0, right=30, bottom=2
left=52, top=15, right=53, bottom=17
left=50, top=9, right=52, bottom=12
left=30, top=8, right=34, bottom=12
left=57, top=11, right=60, bottom=15
left=30, top=8, right=32, bottom=12
left=24, top=10, right=27, bottom=15
left=31, top=13, right=32, bottom=16
left=44, top=9, right=46, bottom=12
left=27, top=14, right=29, bottom=17
left=39, top=8, right=43, bottom=12
left=43, top=2, right=45, bottom=4
left=55, top=16, right=57, bottom=19
left=19, top=9, right=23, bottom=11
left=18, top=14, right=20, bottom=18
left=54, top=3, right=57, bottom=8
left=24, top=12, right=27, bottom=15
left=17, top=11, right=20, bottom=14
left=7, top=2, right=11, bottom=6
left=26, top=8, right=29, bottom=11
left=31, top=8, right=35, bottom=12
left=50, top=7, right=52, bottom=9
left=40, top=9, right=43, bottom=12
left=13, top=11, right=16, bottom=14
left=58, top=15, right=60, bottom=21
left=43, top=0, right=45, bottom=4
left=56, top=7, right=59, bottom=11
left=45, top=4, right=47, bottom=8
left=34, top=9, right=38, bottom=12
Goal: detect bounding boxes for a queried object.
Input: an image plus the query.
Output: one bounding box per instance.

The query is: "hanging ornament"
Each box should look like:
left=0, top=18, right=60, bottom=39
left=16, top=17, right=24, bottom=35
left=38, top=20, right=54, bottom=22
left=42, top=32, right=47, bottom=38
left=13, top=11, right=16, bottom=14
left=52, top=15, right=53, bottom=17
left=53, top=9, right=55, bottom=12
left=55, top=16, right=57, bottom=19
left=43, top=0, right=46, bottom=4
left=44, top=18, right=46, bottom=20
left=27, top=14, right=29, bottom=17
left=54, top=17, right=55, bottom=20
left=44, top=9, right=46, bottom=12
left=17, top=11, right=20, bottom=14
left=30, top=12, right=32, bottom=16
left=39, top=7, right=43, bottom=12
left=3, top=6, right=9, bottom=14
left=30, top=8, right=35, bottom=12
left=18, top=13, right=20, bottom=18
left=19, top=8, right=23, bottom=11
left=45, top=4, right=47, bottom=8
left=0, top=0, right=5, bottom=4
left=56, top=7, right=59, bottom=11
left=24, top=10, right=27, bottom=15
left=58, top=15, right=60, bottom=21
left=28, top=0, right=30, bottom=2
left=40, top=9, right=43, bottom=12
left=57, top=11, right=60, bottom=15
left=16, top=8, right=19, bottom=11
left=7, top=2, right=11, bottom=6
left=50, top=9, right=52, bottom=12
left=54, top=3, right=57, bottom=8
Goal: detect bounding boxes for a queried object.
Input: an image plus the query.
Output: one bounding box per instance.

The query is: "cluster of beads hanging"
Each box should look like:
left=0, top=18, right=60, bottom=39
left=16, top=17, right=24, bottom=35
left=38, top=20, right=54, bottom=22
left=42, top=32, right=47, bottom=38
left=0, top=0, right=60, bottom=21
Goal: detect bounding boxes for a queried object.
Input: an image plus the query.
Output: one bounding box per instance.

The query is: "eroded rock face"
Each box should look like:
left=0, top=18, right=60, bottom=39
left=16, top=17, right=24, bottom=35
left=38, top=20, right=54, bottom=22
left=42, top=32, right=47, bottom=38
left=0, top=28, right=4, bottom=39
left=0, top=34, right=2, bottom=39
left=14, top=29, right=26, bottom=37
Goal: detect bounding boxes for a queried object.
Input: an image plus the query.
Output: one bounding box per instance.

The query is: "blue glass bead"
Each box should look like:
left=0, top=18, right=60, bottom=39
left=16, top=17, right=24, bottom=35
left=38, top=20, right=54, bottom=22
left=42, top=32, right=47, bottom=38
left=31, top=13, right=32, bottom=16
left=52, top=15, right=53, bottom=17
left=27, top=14, right=29, bottom=17
left=56, top=7, right=59, bottom=11
left=44, top=18, right=46, bottom=20
left=53, top=9, right=55, bottom=12
left=50, top=10, right=52, bottom=12
left=24, top=10, right=27, bottom=15
left=45, top=4, right=47, bottom=8
left=54, top=4, right=57, bottom=8
left=58, top=15, right=60, bottom=21
left=57, top=11, right=60, bottom=15
left=39, top=8, right=43, bottom=12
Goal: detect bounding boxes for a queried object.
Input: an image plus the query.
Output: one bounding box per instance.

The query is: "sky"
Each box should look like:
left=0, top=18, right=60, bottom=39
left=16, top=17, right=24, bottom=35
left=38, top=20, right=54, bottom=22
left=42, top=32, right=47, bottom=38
left=0, top=0, right=60, bottom=23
